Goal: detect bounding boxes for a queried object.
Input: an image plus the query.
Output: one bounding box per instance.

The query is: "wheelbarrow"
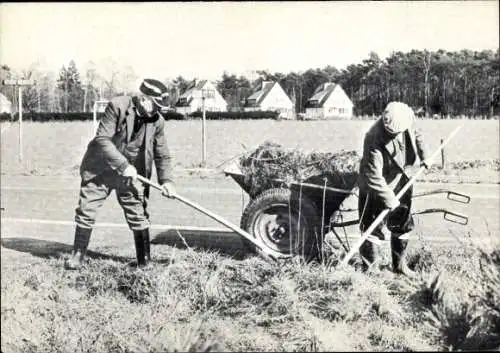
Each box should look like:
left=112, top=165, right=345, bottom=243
left=223, top=161, right=471, bottom=262
left=224, top=161, right=362, bottom=261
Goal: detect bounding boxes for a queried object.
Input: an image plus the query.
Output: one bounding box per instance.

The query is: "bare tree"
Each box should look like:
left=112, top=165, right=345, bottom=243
left=423, top=50, right=432, bottom=117
left=83, top=60, right=100, bottom=112
left=98, top=57, right=120, bottom=99
left=118, top=65, right=138, bottom=95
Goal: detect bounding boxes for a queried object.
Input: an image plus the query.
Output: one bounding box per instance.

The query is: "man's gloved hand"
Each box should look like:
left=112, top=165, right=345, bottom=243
left=121, top=165, right=140, bottom=192
left=121, top=165, right=138, bottom=179
left=387, top=197, right=401, bottom=211
left=161, top=181, right=177, bottom=199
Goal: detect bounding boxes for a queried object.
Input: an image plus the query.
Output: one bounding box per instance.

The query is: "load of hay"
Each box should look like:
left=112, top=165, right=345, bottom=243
left=239, top=141, right=360, bottom=197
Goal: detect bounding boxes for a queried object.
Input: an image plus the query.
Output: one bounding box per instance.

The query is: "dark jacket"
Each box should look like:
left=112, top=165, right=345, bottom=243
left=358, top=118, right=429, bottom=208
left=80, top=96, right=173, bottom=185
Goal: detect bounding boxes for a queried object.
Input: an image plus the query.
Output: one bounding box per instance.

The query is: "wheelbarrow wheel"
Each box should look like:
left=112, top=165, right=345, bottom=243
left=240, top=187, right=322, bottom=261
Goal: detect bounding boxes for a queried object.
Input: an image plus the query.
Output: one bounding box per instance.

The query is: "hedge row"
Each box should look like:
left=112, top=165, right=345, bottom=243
left=0, top=111, right=185, bottom=122
left=0, top=110, right=279, bottom=122
left=0, top=112, right=102, bottom=122
left=187, top=110, right=280, bottom=120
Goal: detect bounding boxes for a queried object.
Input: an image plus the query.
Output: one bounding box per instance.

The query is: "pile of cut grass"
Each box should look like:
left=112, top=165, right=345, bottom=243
left=239, top=141, right=360, bottom=197
left=1, top=238, right=499, bottom=352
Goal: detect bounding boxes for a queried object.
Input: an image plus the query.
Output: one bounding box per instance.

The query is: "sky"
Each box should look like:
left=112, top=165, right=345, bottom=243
left=0, top=1, right=498, bottom=82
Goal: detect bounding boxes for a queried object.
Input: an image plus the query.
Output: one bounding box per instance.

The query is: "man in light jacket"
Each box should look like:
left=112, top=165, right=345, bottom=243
left=65, top=78, right=176, bottom=270
left=358, top=101, right=430, bottom=276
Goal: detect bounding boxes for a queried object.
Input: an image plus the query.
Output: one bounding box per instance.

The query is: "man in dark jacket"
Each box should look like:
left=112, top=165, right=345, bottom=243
left=358, top=101, right=430, bottom=277
left=65, top=78, right=176, bottom=270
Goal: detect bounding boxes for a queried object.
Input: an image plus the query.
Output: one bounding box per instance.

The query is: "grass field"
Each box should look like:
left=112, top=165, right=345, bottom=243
left=0, top=119, right=498, bottom=181
left=1, top=235, right=499, bottom=352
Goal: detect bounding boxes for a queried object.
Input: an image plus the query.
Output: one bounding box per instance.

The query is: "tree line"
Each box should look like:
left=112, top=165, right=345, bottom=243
left=1, top=48, right=498, bottom=117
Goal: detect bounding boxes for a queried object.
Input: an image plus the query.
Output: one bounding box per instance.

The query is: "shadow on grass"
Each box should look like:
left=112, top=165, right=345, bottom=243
left=1, top=228, right=254, bottom=263
left=151, top=228, right=250, bottom=260
left=0, top=237, right=129, bottom=263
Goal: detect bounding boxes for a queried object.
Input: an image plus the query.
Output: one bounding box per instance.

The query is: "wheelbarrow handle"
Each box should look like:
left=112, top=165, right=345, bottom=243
left=135, top=175, right=283, bottom=264
left=413, top=189, right=471, bottom=204
left=288, top=181, right=356, bottom=195
left=446, top=191, right=471, bottom=204
left=444, top=211, right=469, bottom=225
left=413, top=208, right=469, bottom=225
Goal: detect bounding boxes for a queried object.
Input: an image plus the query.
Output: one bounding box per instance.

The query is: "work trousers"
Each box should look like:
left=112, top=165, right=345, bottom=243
left=358, top=176, right=415, bottom=239
left=74, top=171, right=150, bottom=231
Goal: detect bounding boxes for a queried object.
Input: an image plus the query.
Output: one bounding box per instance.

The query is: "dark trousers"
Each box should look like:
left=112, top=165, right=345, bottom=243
left=358, top=177, right=415, bottom=239
left=74, top=171, right=150, bottom=231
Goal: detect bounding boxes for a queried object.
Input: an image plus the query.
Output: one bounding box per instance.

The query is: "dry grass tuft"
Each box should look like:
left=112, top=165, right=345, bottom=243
left=2, top=238, right=499, bottom=352
left=407, top=246, right=500, bottom=351
left=73, top=261, right=160, bottom=303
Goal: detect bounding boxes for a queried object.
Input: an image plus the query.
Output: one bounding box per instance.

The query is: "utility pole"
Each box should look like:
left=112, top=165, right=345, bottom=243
left=201, top=88, right=214, bottom=168
left=2, top=78, right=34, bottom=162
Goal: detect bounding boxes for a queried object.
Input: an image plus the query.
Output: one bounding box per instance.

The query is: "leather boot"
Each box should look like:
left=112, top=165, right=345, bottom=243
left=359, top=239, right=380, bottom=273
left=64, top=226, right=92, bottom=270
left=133, top=228, right=151, bottom=267
left=391, top=234, right=417, bottom=278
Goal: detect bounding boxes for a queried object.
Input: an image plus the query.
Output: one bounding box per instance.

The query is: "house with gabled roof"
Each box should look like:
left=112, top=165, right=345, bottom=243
left=304, top=83, right=353, bottom=120
left=243, top=81, right=294, bottom=119
left=174, top=79, right=228, bottom=115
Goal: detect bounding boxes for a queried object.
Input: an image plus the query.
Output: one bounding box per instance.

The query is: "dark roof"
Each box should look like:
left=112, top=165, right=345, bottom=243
left=243, top=81, right=275, bottom=107
left=174, top=96, right=193, bottom=107
left=304, top=83, right=337, bottom=108
left=179, top=79, right=208, bottom=98
left=175, top=79, right=222, bottom=107
left=186, top=79, right=207, bottom=92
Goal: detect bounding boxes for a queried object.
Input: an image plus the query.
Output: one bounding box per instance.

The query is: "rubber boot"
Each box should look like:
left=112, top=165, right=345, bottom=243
left=133, top=228, right=151, bottom=267
left=359, top=239, right=380, bottom=273
left=391, top=234, right=417, bottom=278
left=64, top=226, right=92, bottom=270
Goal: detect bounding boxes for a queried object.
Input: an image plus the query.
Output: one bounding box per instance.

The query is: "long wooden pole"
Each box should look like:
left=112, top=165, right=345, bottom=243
left=18, top=86, right=23, bottom=162
left=338, top=125, right=463, bottom=267
left=202, top=97, right=206, bottom=167
left=135, top=175, right=282, bottom=264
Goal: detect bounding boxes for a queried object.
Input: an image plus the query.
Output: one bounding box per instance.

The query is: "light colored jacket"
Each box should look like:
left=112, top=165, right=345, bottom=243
left=358, top=118, right=429, bottom=208
left=80, top=96, right=173, bottom=184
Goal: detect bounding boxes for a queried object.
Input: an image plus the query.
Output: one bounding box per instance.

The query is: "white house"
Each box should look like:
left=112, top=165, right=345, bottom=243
left=243, top=81, right=295, bottom=119
left=0, top=92, right=12, bottom=114
left=174, top=79, right=228, bottom=115
left=304, top=83, right=353, bottom=120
